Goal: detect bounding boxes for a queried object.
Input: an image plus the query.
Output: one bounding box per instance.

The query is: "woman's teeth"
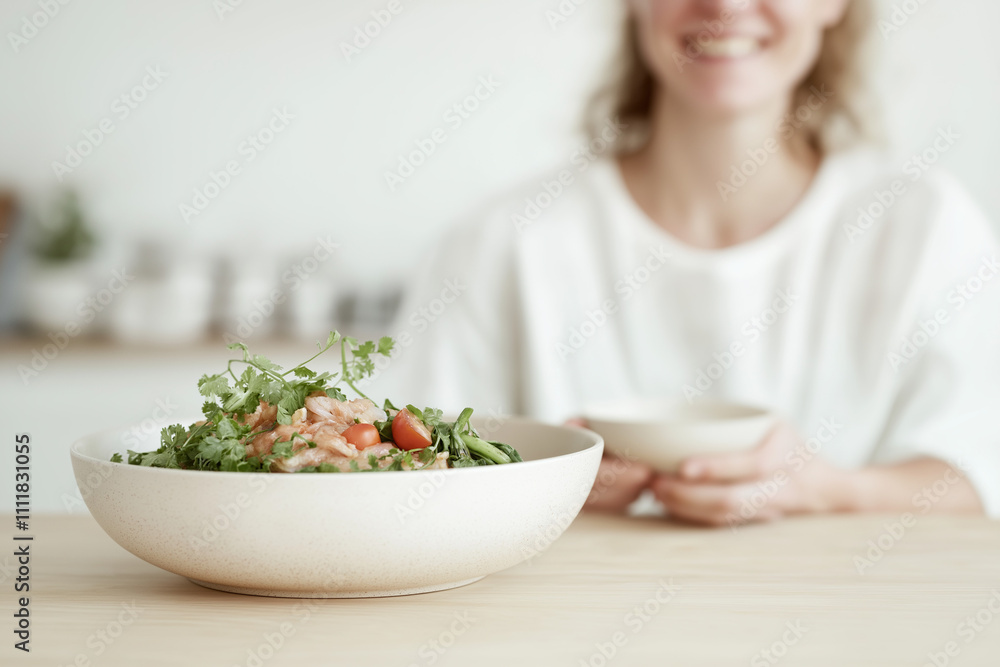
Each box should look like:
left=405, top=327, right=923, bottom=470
left=697, top=36, right=762, bottom=58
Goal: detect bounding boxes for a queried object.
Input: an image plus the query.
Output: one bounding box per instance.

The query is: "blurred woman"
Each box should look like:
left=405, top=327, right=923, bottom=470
left=379, top=0, right=1000, bottom=524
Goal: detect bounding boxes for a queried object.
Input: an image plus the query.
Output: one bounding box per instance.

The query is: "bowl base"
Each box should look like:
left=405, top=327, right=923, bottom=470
left=187, top=575, right=486, bottom=598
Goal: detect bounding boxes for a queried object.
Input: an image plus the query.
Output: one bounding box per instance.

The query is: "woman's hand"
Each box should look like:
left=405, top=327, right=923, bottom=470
left=650, top=420, right=848, bottom=527
left=585, top=454, right=656, bottom=512
left=566, top=418, right=655, bottom=513
left=578, top=416, right=983, bottom=525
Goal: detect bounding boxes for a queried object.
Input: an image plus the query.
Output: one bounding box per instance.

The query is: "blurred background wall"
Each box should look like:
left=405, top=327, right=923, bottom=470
left=1, top=0, right=999, bottom=282
left=0, top=0, right=619, bottom=289
left=2, top=0, right=999, bottom=511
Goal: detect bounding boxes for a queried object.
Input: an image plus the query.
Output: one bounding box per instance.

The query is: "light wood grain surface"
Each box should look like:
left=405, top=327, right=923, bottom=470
left=7, top=512, right=1000, bottom=666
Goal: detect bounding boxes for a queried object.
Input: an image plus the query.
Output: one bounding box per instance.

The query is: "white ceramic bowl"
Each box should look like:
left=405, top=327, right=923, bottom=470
left=70, top=417, right=602, bottom=598
left=584, top=397, right=775, bottom=473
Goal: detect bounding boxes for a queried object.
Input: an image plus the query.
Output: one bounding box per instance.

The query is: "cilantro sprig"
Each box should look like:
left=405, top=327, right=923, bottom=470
left=124, top=332, right=393, bottom=472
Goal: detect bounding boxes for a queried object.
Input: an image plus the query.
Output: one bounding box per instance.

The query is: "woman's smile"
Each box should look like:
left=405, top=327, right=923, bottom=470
left=686, top=34, right=767, bottom=61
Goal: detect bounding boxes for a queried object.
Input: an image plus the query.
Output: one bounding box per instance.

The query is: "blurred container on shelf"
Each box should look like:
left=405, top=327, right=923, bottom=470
left=23, top=261, right=100, bottom=334
left=287, top=279, right=338, bottom=341
left=5, top=186, right=407, bottom=345
left=339, top=283, right=402, bottom=331
left=107, top=240, right=214, bottom=345
left=284, top=245, right=340, bottom=342
left=217, top=242, right=281, bottom=342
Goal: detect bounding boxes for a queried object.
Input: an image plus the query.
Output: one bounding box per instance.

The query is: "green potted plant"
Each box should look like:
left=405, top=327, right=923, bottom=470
left=24, top=191, right=100, bottom=334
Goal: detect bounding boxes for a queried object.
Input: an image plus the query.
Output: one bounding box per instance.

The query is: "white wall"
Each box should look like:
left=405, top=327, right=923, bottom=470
left=1, top=0, right=999, bottom=283
left=0, top=0, right=621, bottom=281
left=868, top=0, right=1000, bottom=218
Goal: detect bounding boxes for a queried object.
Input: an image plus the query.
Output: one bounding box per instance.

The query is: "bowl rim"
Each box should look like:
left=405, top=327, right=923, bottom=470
left=583, top=395, right=774, bottom=426
left=70, top=414, right=604, bottom=479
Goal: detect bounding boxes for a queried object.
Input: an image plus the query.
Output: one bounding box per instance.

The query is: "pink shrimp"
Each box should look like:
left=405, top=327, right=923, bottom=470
left=240, top=402, right=278, bottom=432
left=299, top=422, right=356, bottom=457
left=246, top=424, right=301, bottom=458
left=274, top=441, right=386, bottom=472
left=242, top=393, right=416, bottom=472
left=304, top=394, right=385, bottom=433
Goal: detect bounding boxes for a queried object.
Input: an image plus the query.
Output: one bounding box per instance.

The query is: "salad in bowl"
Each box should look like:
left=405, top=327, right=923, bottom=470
left=118, top=331, right=522, bottom=474
left=73, top=331, right=601, bottom=597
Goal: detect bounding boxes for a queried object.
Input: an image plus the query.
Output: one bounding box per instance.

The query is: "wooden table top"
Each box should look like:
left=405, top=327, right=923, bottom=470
left=8, top=512, right=1000, bottom=666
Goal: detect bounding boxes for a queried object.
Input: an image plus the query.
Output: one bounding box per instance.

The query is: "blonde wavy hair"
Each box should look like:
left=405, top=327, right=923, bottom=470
left=589, top=0, right=876, bottom=154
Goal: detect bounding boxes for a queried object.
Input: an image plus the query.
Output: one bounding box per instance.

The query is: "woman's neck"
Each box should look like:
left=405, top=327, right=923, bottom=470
left=619, top=91, right=820, bottom=249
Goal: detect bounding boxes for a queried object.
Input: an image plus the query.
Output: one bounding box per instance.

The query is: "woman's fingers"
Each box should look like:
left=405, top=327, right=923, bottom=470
left=651, top=475, right=783, bottom=526
left=678, top=422, right=794, bottom=483
left=577, top=418, right=813, bottom=523
left=585, top=456, right=654, bottom=512
left=647, top=420, right=843, bottom=526
left=677, top=447, right=771, bottom=484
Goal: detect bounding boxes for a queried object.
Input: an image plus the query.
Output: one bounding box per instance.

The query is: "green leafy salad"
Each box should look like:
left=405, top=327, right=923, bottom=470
left=113, top=332, right=522, bottom=473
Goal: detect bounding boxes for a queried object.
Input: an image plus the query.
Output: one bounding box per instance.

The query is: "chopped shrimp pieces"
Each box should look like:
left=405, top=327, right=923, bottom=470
left=246, top=394, right=396, bottom=471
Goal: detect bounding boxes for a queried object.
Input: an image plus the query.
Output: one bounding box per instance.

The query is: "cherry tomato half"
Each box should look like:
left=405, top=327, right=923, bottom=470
left=391, top=409, right=433, bottom=451
left=342, top=423, right=381, bottom=450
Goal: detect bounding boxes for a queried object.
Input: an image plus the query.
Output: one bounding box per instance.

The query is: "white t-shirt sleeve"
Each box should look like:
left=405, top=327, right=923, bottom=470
left=870, top=174, right=1000, bottom=517
left=369, top=210, right=523, bottom=419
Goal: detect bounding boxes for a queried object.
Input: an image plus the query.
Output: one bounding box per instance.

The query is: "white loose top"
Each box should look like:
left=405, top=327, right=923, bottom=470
left=372, top=150, right=1000, bottom=516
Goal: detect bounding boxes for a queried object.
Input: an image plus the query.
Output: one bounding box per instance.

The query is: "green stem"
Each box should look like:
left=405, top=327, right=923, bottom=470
left=344, top=378, right=370, bottom=401
left=284, top=336, right=339, bottom=377
left=461, top=434, right=511, bottom=465
left=179, top=421, right=212, bottom=450
left=454, top=407, right=473, bottom=434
